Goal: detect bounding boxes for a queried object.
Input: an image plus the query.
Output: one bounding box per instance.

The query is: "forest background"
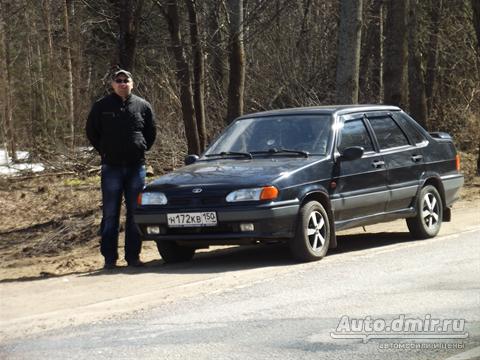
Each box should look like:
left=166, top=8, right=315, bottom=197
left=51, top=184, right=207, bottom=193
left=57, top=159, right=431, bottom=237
left=1, top=0, right=479, bottom=175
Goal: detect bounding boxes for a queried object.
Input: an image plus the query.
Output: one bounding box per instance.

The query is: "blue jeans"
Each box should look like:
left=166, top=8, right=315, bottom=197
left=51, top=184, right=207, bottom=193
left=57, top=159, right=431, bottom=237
left=100, top=164, right=146, bottom=263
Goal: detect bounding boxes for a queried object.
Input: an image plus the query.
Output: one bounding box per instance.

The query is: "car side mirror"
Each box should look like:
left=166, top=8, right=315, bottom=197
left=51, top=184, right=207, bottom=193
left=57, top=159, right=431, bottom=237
left=184, top=154, right=199, bottom=165
left=341, top=146, right=364, bottom=161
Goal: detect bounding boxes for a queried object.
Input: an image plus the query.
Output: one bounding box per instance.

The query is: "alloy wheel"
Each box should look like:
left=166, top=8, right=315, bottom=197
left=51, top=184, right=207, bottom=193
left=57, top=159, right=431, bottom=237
left=307, top=211, right=326, bottom=251
left=422, top=192, right=440, bottom=229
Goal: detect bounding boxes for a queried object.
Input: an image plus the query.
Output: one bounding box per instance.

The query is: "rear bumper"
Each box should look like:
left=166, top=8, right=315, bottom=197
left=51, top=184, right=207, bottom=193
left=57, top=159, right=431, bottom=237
left=134, top=202, right=300, bottom=244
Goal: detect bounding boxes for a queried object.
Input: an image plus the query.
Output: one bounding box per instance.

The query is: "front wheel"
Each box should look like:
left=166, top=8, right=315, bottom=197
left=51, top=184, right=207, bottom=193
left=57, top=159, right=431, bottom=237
left=156, top=241, right=196, bottom=263
left=407, top=185, right=443, bottom=239
left=289, top=201, right=331, bottom=262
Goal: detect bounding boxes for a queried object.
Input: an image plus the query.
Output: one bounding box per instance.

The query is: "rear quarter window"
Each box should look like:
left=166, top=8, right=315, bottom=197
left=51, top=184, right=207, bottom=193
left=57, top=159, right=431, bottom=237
left=392, top=113, right=427, bottom=145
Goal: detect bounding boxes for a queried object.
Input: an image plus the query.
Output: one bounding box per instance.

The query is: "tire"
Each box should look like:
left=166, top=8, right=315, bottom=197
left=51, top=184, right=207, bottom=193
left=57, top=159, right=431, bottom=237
left=289, top=201, right=331, bottom=262
left=407, top=185, right=443, bottom=239
left=156, top=241, right=196, bottom=263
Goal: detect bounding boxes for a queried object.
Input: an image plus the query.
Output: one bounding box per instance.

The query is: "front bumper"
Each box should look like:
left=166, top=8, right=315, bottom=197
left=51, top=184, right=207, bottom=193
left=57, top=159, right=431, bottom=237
left=134, top=201, right=300, bottom=244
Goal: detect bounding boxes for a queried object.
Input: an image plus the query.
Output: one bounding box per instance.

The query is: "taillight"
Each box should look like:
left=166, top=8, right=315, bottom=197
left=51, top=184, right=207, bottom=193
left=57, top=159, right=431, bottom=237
left=137, top=193, right=142, bottom=205
left=455, top=154, right=460, bottom=171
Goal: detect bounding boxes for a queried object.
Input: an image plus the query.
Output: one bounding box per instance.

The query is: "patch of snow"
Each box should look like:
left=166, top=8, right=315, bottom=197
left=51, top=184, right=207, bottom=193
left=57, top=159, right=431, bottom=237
left=0, top=163, right=45, bottom=176
left=0, top=149, right=9, bottom=166
left=0, top=149, right=45, bottom=176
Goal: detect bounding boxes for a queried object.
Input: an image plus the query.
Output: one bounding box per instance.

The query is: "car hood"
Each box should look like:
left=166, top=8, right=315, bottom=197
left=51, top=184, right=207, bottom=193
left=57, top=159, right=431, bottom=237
left=145, top=157, right=326, bottom=190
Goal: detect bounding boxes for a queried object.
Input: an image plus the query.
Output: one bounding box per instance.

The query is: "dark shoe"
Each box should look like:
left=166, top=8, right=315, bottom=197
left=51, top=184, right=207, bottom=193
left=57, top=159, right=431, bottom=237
left=103, top=261, right=117, bottom=270
left=127, top=259, right=145, bottom=267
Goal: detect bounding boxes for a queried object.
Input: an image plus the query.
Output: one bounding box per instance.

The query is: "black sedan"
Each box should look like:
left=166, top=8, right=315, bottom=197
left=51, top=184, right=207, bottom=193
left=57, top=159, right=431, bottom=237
left=135, top=105, right=464, bottom=263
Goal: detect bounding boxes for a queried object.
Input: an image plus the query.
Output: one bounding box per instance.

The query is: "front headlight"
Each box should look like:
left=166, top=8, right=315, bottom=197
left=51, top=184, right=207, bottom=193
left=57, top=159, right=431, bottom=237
left=138, top=192, right=168, bottom=205
left=226, top=186, right=278, bottom=202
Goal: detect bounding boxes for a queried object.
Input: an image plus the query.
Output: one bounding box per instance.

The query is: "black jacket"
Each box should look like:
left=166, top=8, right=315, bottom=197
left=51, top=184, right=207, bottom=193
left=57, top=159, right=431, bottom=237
left=86, top=93, right=156, bottom=166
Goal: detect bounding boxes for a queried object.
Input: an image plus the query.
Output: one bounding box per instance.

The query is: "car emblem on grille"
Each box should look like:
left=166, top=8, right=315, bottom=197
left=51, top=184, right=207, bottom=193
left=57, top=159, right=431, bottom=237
left=192, top=188, right=203, bottom=194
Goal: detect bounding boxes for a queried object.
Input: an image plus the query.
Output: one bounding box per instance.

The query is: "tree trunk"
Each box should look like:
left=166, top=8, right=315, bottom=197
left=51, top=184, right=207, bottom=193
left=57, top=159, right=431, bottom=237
left=425, top=0, right=443, bottom=114
left=186, top=0, right=207, bottom=152
left=336, top=0, right=363, bottom=104
left=41, top=0, right=58, bottom=134
left=163, top=0, right=201, bottom=155
left=25, top=2, right=36, bottom=143
left=35, top=39, right=49, bottom=140
left=471, top=0, right=480, bottom=175
left=378, top=3, right=384, bottom=102
left=408, top=0, right=428, bottom=129
left=226, top=0, right=245, bottom=124
left=207, top=0, right=226, bottom=95
left=0, top=0, right=17, bottom=162
left=63, top=0, right=75, bottom=150
left=383, top=0, right=408, bottom=107
left=70, top=0, right=83, bottom=138
left=471, top=0, right=480, bottom=49
left=359, top=0, right=383, bottom=103
left=118, top=0, right=144, bottom=71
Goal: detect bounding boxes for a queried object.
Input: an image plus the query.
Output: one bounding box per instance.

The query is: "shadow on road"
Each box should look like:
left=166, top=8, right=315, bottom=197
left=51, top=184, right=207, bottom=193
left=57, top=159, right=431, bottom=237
left=1, top=230, right=420, bottom=282
left=82, top=230, right=418, bottom=277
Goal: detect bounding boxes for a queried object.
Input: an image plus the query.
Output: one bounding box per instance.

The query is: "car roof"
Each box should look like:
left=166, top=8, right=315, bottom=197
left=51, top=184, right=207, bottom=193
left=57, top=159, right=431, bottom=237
left=237, top=105, right=401, bottom=119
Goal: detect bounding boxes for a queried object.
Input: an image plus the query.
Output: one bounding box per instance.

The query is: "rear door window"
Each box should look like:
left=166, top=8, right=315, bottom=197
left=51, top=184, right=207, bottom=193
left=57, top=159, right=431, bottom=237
left=338, top=118, right=374, bottom=153
left=368, top=116, right=410, bottom=149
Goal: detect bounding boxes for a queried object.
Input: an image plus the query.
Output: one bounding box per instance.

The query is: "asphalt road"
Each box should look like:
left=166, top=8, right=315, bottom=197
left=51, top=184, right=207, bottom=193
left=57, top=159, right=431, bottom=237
left=1, top=224, right=479, bottom=360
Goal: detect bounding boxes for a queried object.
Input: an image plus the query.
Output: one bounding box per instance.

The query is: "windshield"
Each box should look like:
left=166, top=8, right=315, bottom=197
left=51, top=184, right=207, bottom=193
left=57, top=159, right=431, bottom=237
left=204, top=115, right=332, bottom=157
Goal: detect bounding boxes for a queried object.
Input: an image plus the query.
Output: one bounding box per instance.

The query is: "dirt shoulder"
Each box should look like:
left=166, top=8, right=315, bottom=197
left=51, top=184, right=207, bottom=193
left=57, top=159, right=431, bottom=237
left=0, top=173, right=160, bottom=282
left=0, top=166, right=479, bottom=282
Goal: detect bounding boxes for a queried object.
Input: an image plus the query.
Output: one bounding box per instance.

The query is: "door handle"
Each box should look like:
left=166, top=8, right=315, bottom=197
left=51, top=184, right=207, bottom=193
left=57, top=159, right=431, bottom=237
left=411, top=154, right=423, bottom=162
left=372, top=160, right=385, bottom=168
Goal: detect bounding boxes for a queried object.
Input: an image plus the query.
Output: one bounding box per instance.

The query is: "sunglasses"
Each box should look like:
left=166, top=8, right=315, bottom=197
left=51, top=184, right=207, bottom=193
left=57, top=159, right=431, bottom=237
left=114, top=78, right=130, bottom=84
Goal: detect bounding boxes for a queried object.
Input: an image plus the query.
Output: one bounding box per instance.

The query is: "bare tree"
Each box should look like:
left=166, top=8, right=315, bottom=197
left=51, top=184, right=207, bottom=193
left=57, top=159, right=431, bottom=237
left=117, top=0, right=144, bottom=71
left=425, top=0, right=443, bottom=114
left=41, top=0, right=59, bottom=134
left=471, top=0, right=480, bottom=175
left=24, top=1, right=36, bottom=141
left=359, top=0, right=384, bottom=103
left=408, top=0, right=427, bottom=128
left=0, top=0, right=17, bottom=161
left=64, top=0, right=75, bottom=149
left=207, top=0, right=226, bottom=92
left=383, top=0, right=408, bottom=107
left=186, top=0, right=207, bottom=151
left=226, top=0, right=245, bottom=124
left=158, top=0, right=200, bottom=155
left=336, top=0, right=363, bottom=104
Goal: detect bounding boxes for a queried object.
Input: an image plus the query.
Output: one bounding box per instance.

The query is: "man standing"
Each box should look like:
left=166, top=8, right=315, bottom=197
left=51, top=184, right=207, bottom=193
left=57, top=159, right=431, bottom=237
left=86, top=69, right=156, bottom=269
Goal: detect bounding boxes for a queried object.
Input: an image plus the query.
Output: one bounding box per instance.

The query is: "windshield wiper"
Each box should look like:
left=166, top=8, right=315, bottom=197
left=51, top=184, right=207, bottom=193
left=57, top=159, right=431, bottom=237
left=205, top=151, right=253, bottom=159
left=251, top=148, right=309, bottom=158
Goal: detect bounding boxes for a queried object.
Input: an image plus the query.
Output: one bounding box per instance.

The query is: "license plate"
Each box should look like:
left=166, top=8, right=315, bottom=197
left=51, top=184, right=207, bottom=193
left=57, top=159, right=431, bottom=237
left=167, top=212, right=217, bottom=227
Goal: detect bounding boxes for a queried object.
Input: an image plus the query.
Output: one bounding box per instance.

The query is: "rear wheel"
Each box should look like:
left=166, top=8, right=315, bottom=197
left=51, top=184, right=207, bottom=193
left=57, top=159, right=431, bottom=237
left=156, top=241, right=196, bottom=263
left=407, top=185, right=443, bottom=239
left=289, top=201, right=331, bottom=262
